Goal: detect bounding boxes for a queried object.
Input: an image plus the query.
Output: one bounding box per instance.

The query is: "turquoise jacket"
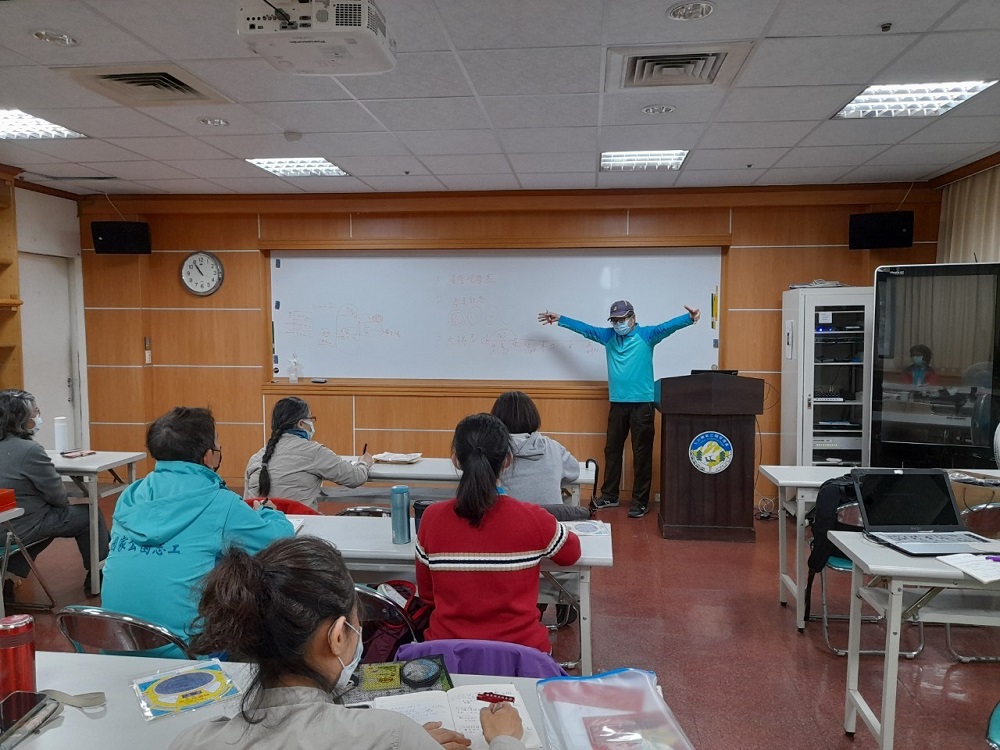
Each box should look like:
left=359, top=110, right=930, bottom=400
left=558, top=313, right=694, bottom=402
left=101, top=460, right=294, bottom=656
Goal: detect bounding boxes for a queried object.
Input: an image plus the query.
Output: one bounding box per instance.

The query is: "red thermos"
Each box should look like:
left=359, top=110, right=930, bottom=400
left=0, top=614, right=36, bottom=699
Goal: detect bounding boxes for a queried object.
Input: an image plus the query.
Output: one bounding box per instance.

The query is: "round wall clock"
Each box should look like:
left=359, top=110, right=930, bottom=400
left=180, top=252, right=224, bottom=296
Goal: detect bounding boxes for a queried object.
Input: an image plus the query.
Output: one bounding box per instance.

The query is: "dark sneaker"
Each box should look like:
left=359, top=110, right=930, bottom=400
left=627, top=504, right=649, bottom=518
left=590, top=496, right=619, bottom=511
left=555, top=604, right=579, bottom=626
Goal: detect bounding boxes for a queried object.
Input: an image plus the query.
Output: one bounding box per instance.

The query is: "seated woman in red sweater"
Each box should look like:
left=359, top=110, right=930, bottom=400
left=415, top=413, right=581, bottom=654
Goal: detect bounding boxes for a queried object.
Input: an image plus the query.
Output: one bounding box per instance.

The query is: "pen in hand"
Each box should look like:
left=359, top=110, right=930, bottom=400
left=362, top=443, right=368, bottom=455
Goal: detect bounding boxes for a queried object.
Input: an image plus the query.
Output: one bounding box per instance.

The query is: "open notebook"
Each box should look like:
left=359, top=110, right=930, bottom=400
left=851, top=468, right=999, bottom=556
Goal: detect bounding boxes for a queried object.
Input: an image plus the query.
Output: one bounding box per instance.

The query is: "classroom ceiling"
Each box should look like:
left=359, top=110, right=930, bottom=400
left=0, top=0, right=999, bottom=196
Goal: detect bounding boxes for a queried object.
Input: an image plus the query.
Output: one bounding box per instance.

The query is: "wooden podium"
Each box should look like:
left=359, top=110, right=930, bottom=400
left=656, top=373, right=764, bottom=542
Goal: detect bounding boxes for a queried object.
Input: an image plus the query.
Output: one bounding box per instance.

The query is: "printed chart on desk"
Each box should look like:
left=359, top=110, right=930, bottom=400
left=270, top=250, right=721, bottom=381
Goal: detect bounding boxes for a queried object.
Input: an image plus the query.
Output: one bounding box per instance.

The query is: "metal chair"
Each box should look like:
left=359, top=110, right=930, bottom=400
left=0, top=506, right=56, bottom=618
left=55, top=604, right=196, bottom=658
left=337, top=506, right=391, bottom=517
left=354, top=584, right=418, bottom=663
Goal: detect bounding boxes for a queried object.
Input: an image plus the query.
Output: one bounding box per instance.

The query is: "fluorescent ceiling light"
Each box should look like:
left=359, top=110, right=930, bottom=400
left=246, top=157, right=349, bottom=177
left=600, top=150, right=688, bottom=171
left=0, top=109, right=85, bottom=139
left=833, top=81, right=998, bottom=119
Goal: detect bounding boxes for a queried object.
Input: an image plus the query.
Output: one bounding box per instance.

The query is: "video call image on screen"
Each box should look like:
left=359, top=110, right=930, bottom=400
left=872, top=263, right=999, bottom=467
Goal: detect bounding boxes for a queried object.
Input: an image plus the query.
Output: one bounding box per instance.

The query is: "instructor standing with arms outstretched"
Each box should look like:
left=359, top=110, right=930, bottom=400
left=539, top=300, right=699, bottom=519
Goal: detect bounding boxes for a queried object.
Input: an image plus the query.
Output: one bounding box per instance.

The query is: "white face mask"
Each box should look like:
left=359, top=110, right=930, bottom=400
left=301, top=419, right=316, bottom=440
left=30, top=415, right=43, bottom=434
left=336, top=621, right=364, bottom=691
left=613, top=321, right=632, bottom=336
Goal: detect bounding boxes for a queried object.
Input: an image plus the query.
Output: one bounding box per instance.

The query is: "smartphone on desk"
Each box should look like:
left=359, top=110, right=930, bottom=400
left=0, top=691, right=60, bottom=748
left=59, top=450, right=96, bottom=459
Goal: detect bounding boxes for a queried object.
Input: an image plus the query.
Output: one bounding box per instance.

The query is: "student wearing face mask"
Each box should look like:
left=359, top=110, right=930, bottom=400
left=244, top=396, right=374, bottom=510
left=101, top=406, right=293, bottom=657
left=171, top=536, right=528, bottom=750
left=0, top=389, right=110, bottom=600
left=539, top=301, right=699, bottom=519
left=902, top=344, right=938, bottom=386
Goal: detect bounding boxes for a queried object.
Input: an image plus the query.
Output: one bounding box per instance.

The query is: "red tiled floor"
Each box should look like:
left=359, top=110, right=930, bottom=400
left=7, top=497, right=1000, bottom=748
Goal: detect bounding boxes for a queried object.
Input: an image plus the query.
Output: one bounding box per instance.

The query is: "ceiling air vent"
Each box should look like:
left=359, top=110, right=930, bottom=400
left=53, top=64, right=231, bottom=107
left=606, top=42, right=752, bottom=91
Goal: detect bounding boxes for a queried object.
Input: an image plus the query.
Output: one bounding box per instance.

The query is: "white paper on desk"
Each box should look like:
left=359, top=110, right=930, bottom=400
left=373, top=452, right=423, bottom=464
left=937, top=554, right=1000, bottom=584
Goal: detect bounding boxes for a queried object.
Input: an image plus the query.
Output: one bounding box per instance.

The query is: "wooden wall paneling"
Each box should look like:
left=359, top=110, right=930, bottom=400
left=524, top=395, right=609, bottom=433
left=216, top=422, right=268, bottom=487
left=257, top=214, right=352, bottom=245
left=149, top=310, right=266, bottom=366
left=149, top=366, right=267, bottom=423
left=865, top=245, right=938, bottom=270
left=722, top=310, right=782, bottom=372
left=146, top=215, right=260, bottom=251
left=81, top=251, right=145, bottom=308
left=84, top=310, right=145, bottom=366
left=731, top=205, right=859, bottom=247
left=145, top=250, right=263, bottom=309
left=725, top=247, right=870, bottom=309
left=89, top=423, right=152, bottom=479
left=752, top=372, right=783, bottom=435
left=626, top=207, right=731, bottom=240
left=755, top=433, right=781, bottom=498
left=358, top=429, right=454, bottom=458
left=88, top=367, right=146, bottom=423
left=357, top=395, right=500, bottom=430
left=262, top=392, right=356, bottom=453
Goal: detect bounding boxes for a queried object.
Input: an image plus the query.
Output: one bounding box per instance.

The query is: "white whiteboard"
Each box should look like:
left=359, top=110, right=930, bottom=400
left=271, top=249, right=721, bottom=381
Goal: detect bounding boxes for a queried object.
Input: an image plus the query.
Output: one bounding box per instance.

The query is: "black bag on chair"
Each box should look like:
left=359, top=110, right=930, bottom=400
left=802, top=474, right=861, bottom=623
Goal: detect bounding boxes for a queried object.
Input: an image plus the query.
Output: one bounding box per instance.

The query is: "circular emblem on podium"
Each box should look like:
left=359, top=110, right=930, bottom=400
left=688, top=431, right=734, bottom=474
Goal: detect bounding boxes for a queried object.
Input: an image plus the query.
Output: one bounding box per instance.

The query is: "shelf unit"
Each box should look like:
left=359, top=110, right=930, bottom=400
left=0, top=176, right=23, bottom=390
left=781, top=286, right=874, bottom=467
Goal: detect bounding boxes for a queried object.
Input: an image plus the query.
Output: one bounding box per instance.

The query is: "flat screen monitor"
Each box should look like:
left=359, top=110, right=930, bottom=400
left=870, top=262, right=999, bottom=468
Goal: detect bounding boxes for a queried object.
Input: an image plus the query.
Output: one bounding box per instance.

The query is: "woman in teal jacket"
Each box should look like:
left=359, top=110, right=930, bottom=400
left=101, top=407, right=293, bottom=656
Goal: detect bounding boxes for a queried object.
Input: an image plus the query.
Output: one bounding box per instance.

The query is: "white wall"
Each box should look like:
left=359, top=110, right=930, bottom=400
left=14, top=187, right=80, bottom=258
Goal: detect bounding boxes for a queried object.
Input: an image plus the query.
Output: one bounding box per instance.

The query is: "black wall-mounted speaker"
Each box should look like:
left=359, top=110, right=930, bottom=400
left=91, top=221, right=152, bottom=254
left=848, top=210, right=914, bottom=250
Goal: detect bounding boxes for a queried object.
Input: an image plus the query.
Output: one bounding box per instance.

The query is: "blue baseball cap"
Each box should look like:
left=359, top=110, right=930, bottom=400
left=608, top=300, right=634, bottom=320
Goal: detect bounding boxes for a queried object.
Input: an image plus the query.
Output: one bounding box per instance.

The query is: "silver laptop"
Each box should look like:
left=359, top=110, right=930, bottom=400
left=851, top=468, right=995, bottom=556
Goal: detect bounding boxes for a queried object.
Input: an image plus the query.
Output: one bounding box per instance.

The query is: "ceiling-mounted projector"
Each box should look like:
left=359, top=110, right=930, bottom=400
left=238, top=0, right=395, bottom=75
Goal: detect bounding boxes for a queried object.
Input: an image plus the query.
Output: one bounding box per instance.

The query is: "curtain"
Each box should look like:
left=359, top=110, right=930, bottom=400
left=938, top=164, right=1000, bottom=263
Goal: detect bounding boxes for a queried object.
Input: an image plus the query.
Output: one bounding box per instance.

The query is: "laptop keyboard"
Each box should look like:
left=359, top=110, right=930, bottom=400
left=874, top=531, right=981, bottom=544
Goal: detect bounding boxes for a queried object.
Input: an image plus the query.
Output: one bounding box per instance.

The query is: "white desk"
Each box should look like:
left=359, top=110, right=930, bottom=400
left=829, top=531, right=1000, bottom=750
left=354, top=457, right=598, bottom=506
left=46, top=450, right=146, bottom=595
left=25, top=651, right=547, bottom=749
left=296, top=515, right=613, bottom=676
left=759, top=464, right=1000, bottom=631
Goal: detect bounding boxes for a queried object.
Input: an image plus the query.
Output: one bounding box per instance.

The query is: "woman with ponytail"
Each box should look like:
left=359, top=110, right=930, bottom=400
left=415, top=414, right=581, bottom=654
left=244, top=397, right=374, bottom=510
left=171, top=536, right=528, bottom=750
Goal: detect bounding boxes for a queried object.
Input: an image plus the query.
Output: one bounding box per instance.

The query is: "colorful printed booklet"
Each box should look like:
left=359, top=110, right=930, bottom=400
left=132, top=659, right=240, bottom=721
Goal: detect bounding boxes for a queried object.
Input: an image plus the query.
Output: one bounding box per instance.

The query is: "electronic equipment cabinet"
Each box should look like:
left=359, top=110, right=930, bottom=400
left=781, top=286, right=874, bottom=467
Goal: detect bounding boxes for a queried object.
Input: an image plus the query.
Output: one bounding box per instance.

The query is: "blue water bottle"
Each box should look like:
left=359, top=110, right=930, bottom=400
left=390, top=485, right=411, bottom=544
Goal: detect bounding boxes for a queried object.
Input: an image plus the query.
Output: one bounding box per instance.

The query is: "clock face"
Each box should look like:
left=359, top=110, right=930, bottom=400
left=181, top=252, right=224, bottom=296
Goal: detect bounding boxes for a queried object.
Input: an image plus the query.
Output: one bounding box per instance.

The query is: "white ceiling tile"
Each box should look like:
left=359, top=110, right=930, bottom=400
left=598, top=124, right=707, bottom=150
left=868, top=142, right=995, bottom=166
left=716, top=86, right=860, bottom=122
left=498, top=128, right=598, bottom=154
left=0, top=141, right=63, bottom=165
left=104, top=136, right=234, bottom=161
left=358, top=175, right=446, bottom=192
left=699, top=121, right=816, bottom=149
left=339, top=52, right=471, bottom=100
left=773, top=145, right=888, bottom=168
left=371, top=0, right=452, bottom=53
left=280, top=177, right=375, bottom=193
left=438, top=174, right=520, bottom=190
left=419, top=154, right=512, bottom=175
left=461, top=47, right=602, bottom=96
left=20, top=138, right=149, bottom=162
left=200, top=133, right=325, bottom=159
left=509, top=153, right=596, bottom=173
left=437, top=0, right=603, bottom=49
left=880, top=31, right=1000, bottom=81
left=333, top=155, right=429, bottom=177
left=769, top=0, right=954, bottom=36
left=799, top=118, right=929, bottom=146
left=137, top=104, right=282, bottom=137
left=903, top=115, right=1000, bottom=144
left=206, top=177, right=303, bottom=193
left=837, top=164, right=945, bottom=183
left=0, top=65, right=118, bottom=109
left=0, top=47, right=32, bottom=66
left=516, top=173, right=598, bottom=190
left=736, top=35, right=918, bottom=87
left=83, top=161, right=197, bottom=180
left=684, top=148, right=789, bottom=170
left=70, top=179, right=160, bottom=194
left=596, top=170, right=680, bottom=189
left=27, top=107, right=181, bottom=138
left=937, top=0, right=1000, bottom=31
left=397, top=130, right=501, bottom=156
left=133, top=178, right=235, bottom=193
left=602, top=90, right=728, bottom=126
left=481, top=95, right=599, bottom=129
left=362, top=97, right=490, bottom=131
left=302, top=132, right=410, bottom=157
left=247, top=101, right=384, bottom=133
left=162, top=159, right=265, bottom=179
left=675, top=169, right=768, bottom=187
left=758, top=166, right=854, bottom=185
left=604, top=0, right=781, bottom=45
left=181, top=59, right=351, bottom=104
left=16, top=162, right=112, bottom=179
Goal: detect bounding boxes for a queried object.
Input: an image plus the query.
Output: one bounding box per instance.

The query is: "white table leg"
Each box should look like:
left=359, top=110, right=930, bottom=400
left=844, top=563, right=863, bottom=735
left=778, top=486, right=789, bottom=606
left=578, top=566, right=592, bottom=676
left=794, top=492, right=808, bottom=631
left=877, top=580, right=905, bottom=750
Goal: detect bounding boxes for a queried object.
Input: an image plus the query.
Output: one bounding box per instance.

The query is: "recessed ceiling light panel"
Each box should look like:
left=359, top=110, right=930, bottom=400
left=600, top=150, right=689, bottom=171
left=0, top=109, right=85, bottom=139
left=247, top=157, right=349, bottom=177
left=32, top=29, right=78, bottom=46
left=833, top=80, right=998, bottom=119
left=667, top=2, right=714, bottom=21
